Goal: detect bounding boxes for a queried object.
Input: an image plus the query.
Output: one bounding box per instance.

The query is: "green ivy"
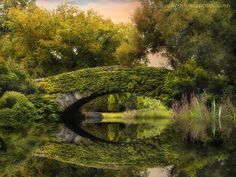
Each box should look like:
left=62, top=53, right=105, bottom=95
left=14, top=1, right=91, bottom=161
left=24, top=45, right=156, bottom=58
left=36, top=66, right=170, bottom=104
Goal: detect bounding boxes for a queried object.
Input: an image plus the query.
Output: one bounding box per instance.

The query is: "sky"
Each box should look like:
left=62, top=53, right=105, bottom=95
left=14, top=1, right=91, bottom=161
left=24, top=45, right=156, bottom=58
left=36, top=0, right=140, bottom=23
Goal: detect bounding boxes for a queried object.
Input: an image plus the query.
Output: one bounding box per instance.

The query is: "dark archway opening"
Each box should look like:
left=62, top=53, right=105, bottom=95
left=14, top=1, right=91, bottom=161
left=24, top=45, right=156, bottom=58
left=60, top=93, right=171, bottom=143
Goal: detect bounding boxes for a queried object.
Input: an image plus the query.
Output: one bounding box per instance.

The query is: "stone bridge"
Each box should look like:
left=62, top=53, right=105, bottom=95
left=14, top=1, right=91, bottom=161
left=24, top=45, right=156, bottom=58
left=36, top=66, right=169, bottom=110
left=35, top=66, right=170, bottom=142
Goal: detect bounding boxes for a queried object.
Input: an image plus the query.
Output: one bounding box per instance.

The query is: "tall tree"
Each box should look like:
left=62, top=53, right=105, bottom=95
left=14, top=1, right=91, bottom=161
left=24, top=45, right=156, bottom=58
left=0, top=0, right=35, bottom=35
left=134, top=0, right=236, bottom=83
left=0, top=5, right=141, bottom=76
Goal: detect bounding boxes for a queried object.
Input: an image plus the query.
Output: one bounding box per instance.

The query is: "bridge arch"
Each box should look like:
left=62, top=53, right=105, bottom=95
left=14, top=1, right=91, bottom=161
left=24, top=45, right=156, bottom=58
left=36, top=66, right=170, bottom=142
left=37, top=66, right=169, bottom=110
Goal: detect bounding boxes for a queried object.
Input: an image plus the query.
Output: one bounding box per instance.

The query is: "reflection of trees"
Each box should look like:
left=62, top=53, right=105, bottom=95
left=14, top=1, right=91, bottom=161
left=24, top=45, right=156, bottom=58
left=26, top=159, right=149, bottom=177
left=100, top=168, right=149, bottom=177
left=82, top=123, right=140, bottom=142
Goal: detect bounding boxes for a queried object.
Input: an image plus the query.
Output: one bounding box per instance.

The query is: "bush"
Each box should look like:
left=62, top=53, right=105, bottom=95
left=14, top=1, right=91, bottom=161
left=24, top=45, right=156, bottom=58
left=0, top=91, right=40, bottom=127
left=27, top=94, right=60, bottom=123
left=0, top=59, right=37, bottom=96
left=163, top=59, right=232, bottom=105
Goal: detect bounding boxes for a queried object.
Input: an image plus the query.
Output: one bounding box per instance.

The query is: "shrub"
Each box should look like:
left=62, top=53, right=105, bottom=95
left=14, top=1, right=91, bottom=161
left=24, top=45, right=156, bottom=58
left=0, top=59, right=37, bottom=96
left=0, top=91, right=40, bottom=127
left=27, top=94, right=60, bottom=123
left=164, top=59, right=230, bottom=105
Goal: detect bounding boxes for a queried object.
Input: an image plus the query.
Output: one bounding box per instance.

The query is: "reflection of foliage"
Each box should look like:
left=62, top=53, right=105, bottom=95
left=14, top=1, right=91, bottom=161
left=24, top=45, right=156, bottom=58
left=0, top=91, right=60, bottom=176
left=25, top=158, right=148, bottom=177
left=0, top=123, right=59, bottom=176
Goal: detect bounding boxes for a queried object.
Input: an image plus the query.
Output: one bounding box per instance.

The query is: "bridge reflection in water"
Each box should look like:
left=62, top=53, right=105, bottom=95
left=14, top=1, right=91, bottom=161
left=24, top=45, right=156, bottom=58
left=34, top=67, right=172, bottom=175
left=35, top=66, right=170, bottom=141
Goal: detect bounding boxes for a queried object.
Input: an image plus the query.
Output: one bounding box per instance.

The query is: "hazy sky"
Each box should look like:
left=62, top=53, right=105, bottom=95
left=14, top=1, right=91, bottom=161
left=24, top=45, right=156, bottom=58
left=36, top=0, right=140, bottom=23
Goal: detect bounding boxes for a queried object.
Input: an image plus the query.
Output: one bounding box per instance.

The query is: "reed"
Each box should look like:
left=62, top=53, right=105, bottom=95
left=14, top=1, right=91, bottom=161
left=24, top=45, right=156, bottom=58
left=211, top=99, right=216, bottom=136
left=174, top=96, right=236, bottom=142
left=193, top=98, right=203, bottom=138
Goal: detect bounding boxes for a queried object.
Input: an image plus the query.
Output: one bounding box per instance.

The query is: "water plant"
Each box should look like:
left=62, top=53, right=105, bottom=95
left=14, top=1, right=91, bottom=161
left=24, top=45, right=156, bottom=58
left=211, top=99, right=216, bottom=137
left=174, top=95, right=236, bottom=143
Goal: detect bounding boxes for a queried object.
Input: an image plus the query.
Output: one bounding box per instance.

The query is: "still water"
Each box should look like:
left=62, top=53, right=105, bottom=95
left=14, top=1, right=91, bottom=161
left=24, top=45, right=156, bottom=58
left=72, top=116, right=171, bottom=177
left=56, top=95, right=172, bottom=177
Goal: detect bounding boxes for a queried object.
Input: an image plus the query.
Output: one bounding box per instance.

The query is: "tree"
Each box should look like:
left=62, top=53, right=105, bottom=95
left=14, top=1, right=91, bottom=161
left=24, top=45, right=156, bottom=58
left=0, top=0, right=35, bottom=35
left=0, top=5, right=143, bottom=77
left=134, top=0, right=236, bottom=83
left=115, top=24, right=147, bottom=66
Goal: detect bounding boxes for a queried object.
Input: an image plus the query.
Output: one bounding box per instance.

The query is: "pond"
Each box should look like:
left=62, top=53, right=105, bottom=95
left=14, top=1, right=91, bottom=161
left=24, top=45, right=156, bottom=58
left=33, top=93, right=236, bottom=177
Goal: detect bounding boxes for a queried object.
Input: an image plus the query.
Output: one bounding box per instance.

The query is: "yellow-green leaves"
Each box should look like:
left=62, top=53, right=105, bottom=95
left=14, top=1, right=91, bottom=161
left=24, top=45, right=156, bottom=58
left=1, top=5, right=142, bottom=77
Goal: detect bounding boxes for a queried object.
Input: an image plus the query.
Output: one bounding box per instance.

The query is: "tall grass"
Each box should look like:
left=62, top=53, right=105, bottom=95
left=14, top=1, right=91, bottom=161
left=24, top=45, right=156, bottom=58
left=194, top=98, right=203, bottom=138
left=174, top=96, right=236, bottom=142
left=211, top=99, right=216, bottom=137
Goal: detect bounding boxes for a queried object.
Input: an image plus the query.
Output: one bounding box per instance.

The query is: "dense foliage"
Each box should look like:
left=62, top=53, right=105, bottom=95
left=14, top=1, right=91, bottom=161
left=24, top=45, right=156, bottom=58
left=0, top=58, right=36, bottom=96
left=0, top=0, right=35, bottom=35
left=36, top=66, right=169, bottom=102
left=0, top=91, right=39, bottom=126
left=0, top=4, right=145, bottom=77
left=134, top=0, right=236, bottom=83
left=163, top=59, right=233, bottom=104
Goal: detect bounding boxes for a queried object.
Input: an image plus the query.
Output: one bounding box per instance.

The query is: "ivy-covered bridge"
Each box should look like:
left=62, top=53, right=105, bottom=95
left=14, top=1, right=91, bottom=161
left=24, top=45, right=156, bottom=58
left=35, top=66, right=171, bottom=141
left=33, top=66, right=175, bottom=168
left=36, top=66, right=170, bottom=111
